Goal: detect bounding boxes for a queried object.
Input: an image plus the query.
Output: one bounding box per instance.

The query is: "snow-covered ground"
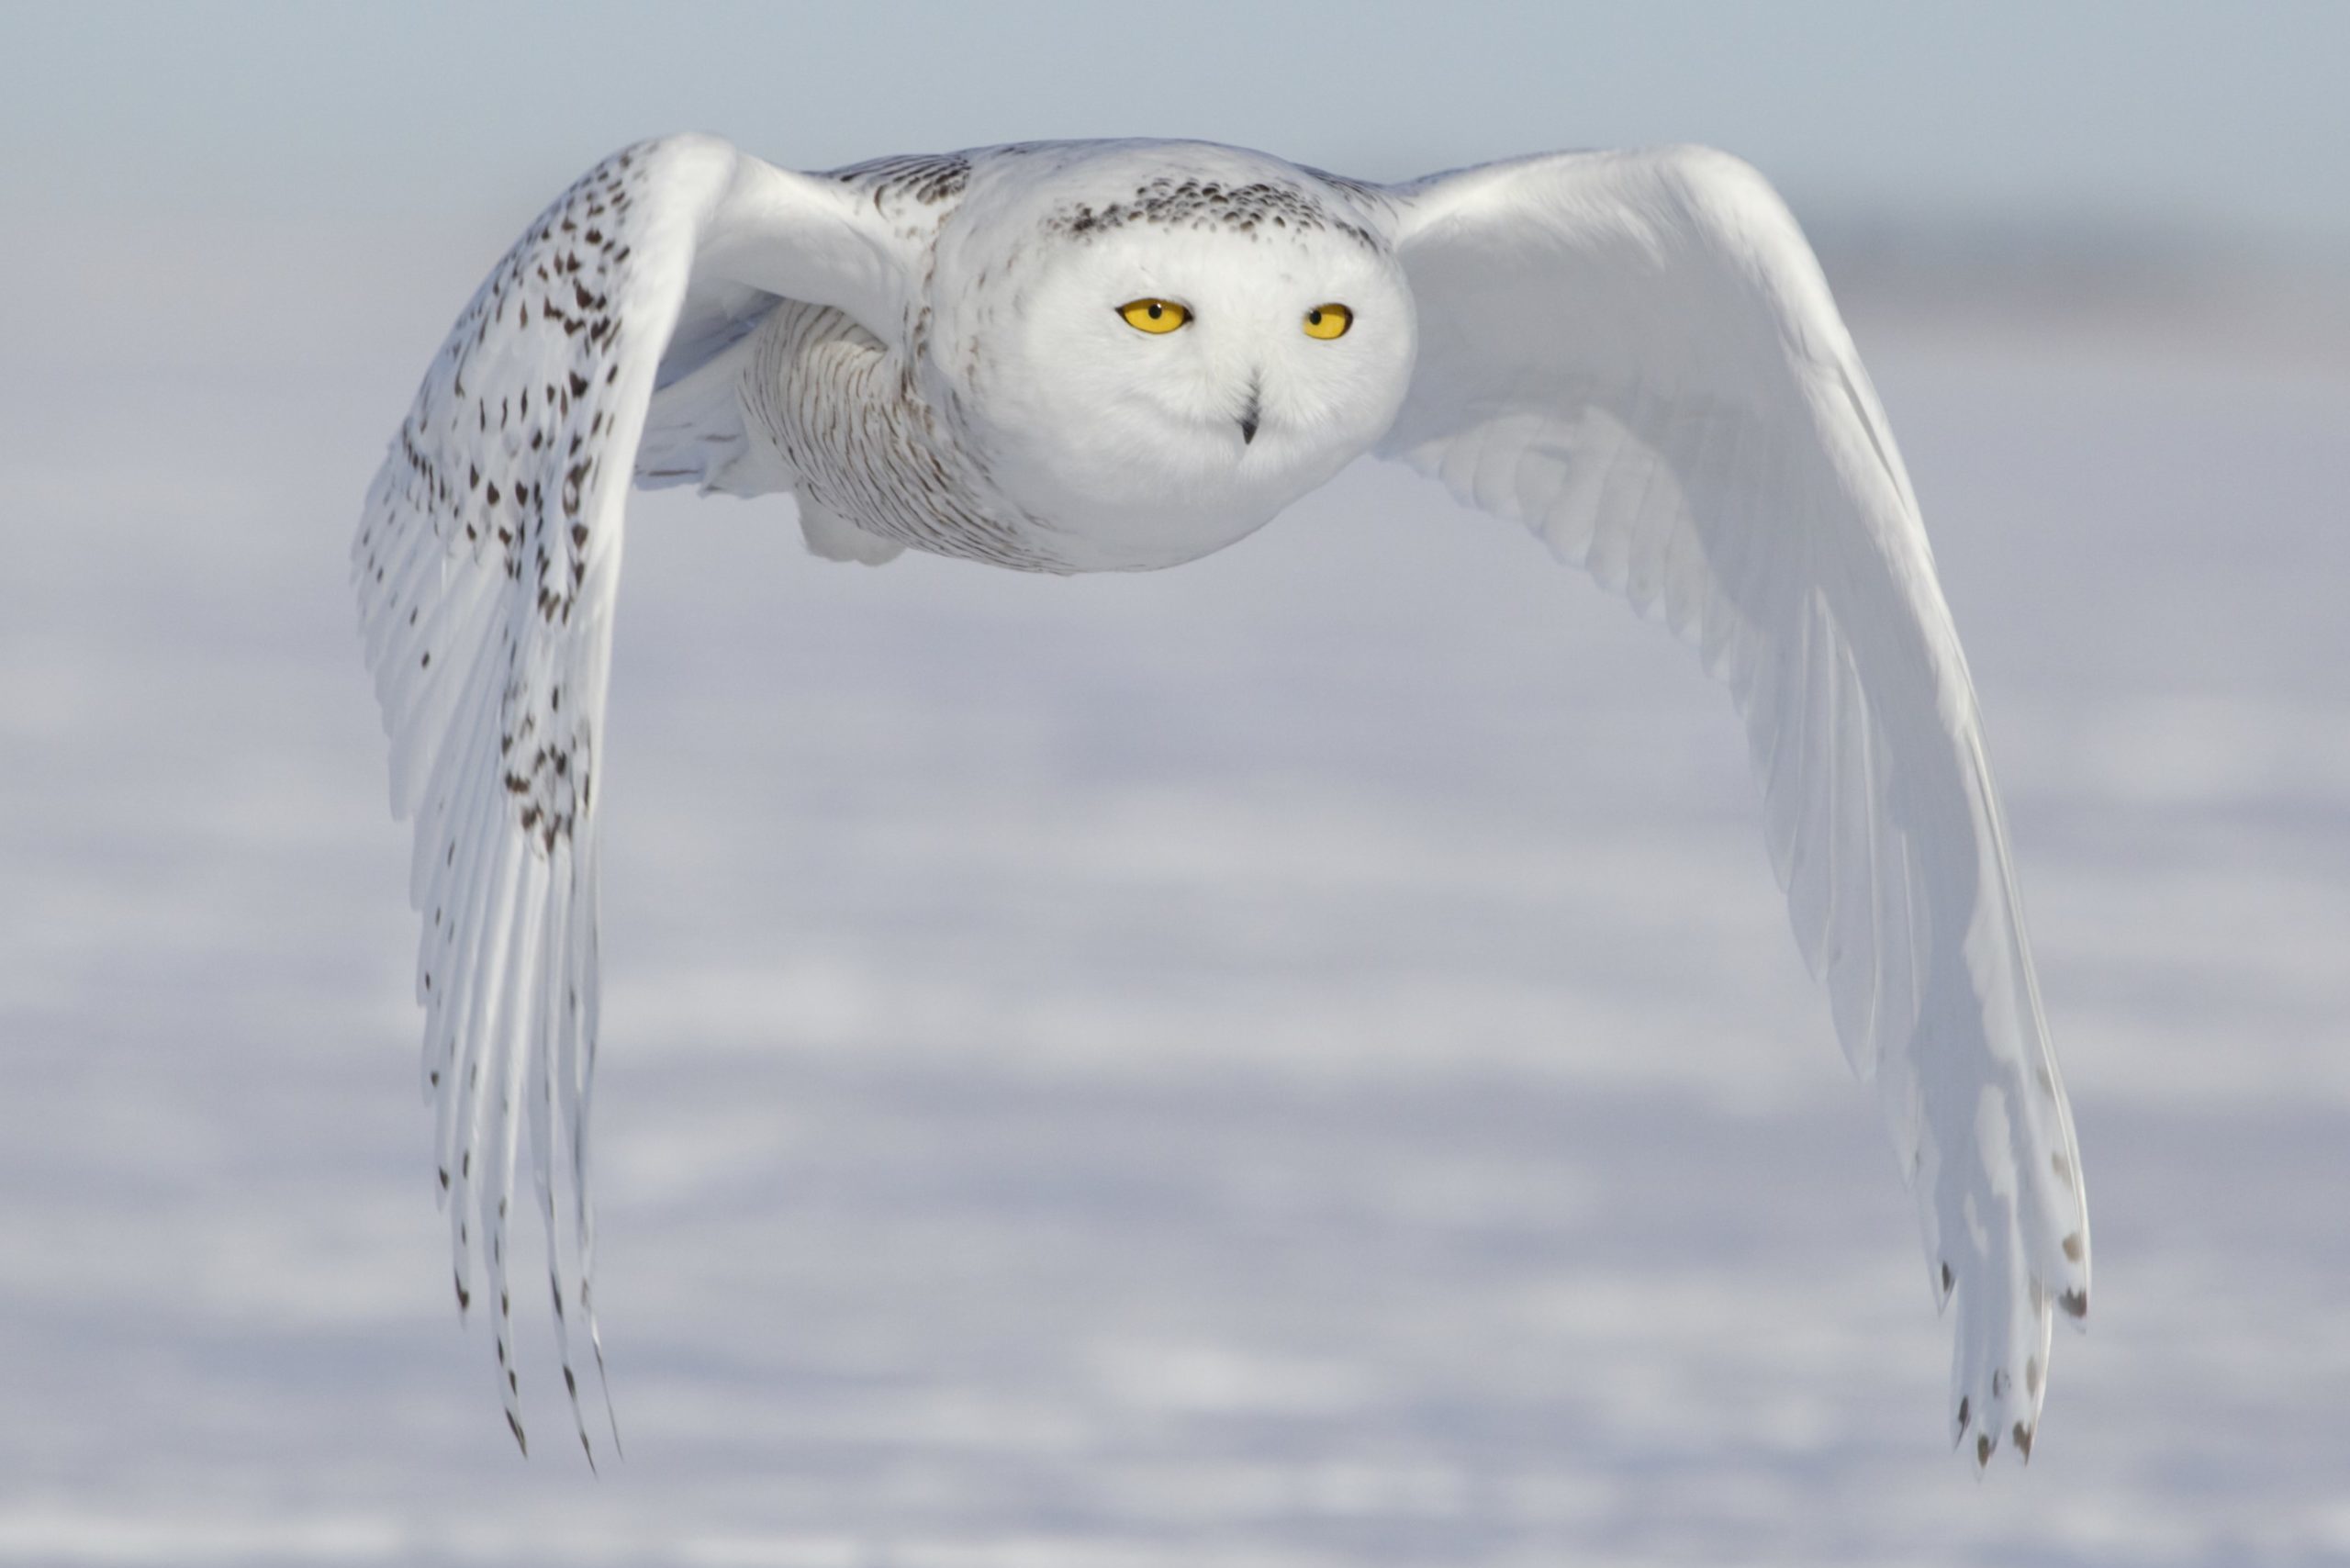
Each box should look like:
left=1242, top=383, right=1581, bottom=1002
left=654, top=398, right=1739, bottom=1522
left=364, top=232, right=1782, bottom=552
left=2, top=222, right=2345, bottom=1564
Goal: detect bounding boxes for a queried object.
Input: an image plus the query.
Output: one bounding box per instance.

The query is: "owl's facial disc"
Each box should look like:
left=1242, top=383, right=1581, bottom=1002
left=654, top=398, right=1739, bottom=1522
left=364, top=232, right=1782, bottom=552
left=965, top=199, right=1416, bottom=571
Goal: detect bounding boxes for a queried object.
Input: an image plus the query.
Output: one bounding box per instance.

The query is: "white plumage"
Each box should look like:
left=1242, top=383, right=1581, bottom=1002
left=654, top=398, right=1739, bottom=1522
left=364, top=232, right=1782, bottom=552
left=353, top=134, right=2089, bottom=1468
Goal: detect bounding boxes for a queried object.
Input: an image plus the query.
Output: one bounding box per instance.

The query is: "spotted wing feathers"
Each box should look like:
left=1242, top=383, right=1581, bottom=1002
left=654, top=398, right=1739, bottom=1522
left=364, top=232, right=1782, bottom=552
left=352, top=135, right=909, bottom=1459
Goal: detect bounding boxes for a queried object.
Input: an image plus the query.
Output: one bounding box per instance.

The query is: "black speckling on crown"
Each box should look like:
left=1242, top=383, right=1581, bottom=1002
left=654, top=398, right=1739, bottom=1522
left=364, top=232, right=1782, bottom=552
left=1046, top=175, right=1377, bottom=249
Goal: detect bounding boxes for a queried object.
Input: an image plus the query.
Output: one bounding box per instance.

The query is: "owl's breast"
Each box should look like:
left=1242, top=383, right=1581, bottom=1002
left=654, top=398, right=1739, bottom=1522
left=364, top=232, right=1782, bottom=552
left=742, top=300, right=1078, bottom=572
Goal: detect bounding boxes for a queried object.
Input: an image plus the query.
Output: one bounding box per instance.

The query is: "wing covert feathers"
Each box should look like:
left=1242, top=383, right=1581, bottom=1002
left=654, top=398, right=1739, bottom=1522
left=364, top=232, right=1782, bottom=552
left=1379, top=146, right=2090, bottom=1465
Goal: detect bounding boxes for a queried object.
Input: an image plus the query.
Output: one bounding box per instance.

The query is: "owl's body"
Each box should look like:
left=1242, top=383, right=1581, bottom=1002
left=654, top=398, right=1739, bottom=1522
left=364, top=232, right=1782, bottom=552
left=652, top=140, right=1414, bottom=574
left=356, top=134, right=2090, bottom=1471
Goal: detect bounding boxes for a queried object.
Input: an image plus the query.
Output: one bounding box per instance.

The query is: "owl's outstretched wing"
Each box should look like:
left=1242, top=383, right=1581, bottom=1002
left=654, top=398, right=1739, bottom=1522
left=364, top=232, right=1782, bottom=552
left=352, top=134, right=915, bottom=1460
left=1371, top=147, right=2089, bottom=1464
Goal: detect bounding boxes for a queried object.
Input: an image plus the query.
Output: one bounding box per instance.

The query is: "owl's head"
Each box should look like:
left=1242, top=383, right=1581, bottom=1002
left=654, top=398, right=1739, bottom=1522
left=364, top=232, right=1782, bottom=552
left=928, top=143, right=1416, bottom=570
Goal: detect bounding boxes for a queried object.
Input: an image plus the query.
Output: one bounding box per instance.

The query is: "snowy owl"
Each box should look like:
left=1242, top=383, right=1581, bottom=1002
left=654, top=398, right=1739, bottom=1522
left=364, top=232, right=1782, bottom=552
left=353, top=136, right=2089, bottom=1468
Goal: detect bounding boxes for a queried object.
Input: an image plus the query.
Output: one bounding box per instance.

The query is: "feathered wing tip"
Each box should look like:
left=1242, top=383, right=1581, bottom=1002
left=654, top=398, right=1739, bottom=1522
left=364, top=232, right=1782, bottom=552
left=1907, top=740, right=2089, bottom=1469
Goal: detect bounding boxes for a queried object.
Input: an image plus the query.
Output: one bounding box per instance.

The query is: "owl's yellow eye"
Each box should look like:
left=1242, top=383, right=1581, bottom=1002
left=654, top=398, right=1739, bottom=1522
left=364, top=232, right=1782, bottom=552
left=1117, top=298, right=1191, bottom=334
left=1302, top=303, right=1352, bottom=340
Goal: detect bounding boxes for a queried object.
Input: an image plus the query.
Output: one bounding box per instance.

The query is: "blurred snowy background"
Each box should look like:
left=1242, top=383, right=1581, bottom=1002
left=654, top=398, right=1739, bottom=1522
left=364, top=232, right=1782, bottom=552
left=3, top=3, right=2346, bottom=1563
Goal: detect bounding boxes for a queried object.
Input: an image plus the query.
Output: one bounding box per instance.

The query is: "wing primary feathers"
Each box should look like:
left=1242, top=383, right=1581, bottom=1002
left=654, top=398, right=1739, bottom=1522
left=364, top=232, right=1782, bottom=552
left=1788, top=588, right=1842, bottom=974
left=456, top=838, right=526, bottom=1323
left=1826, top=639, right=1885, bottom=1076
left=570, top=842, right=623, bottom=1458
left=487, top=846, right=546, bottom=1454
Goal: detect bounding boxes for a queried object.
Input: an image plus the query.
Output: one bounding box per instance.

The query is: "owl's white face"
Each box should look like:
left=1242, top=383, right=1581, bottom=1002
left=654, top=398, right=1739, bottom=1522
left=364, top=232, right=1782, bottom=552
left=938, top=157, right=1416, bottom=571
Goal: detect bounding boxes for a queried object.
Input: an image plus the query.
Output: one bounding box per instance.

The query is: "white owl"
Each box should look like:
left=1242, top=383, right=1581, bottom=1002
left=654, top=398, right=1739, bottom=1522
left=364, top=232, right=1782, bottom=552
left=353, top=135, right=2089, bottom=1468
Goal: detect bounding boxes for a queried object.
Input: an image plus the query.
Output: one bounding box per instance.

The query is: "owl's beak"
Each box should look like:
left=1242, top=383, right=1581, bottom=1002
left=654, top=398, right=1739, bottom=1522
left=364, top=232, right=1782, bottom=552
left=1237, top=384, right=1261, bottom=446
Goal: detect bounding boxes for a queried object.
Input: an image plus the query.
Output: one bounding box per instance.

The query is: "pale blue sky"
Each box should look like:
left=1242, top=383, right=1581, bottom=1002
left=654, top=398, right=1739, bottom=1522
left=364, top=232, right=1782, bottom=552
left=6, top=0, right=2346, bottom=248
